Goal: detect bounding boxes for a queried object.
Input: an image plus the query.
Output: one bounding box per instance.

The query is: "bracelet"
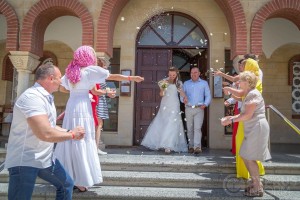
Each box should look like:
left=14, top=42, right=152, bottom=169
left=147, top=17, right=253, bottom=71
left=128, top=76, right=131, bottom=81
left=67, top=130, right=75, bottom=139
left=231, top=119, right=234, bottom=124
left=70, top=131, right=75, bottom=139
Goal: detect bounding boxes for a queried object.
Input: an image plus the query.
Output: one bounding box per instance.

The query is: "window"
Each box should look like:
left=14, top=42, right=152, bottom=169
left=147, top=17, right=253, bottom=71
left=137, top=13, right=208, bottom=48
left=103, top=48, right=120, bottom=131
left=292, top=62, right=300, bottom=118
left=288, top=55, right=300, bottom=119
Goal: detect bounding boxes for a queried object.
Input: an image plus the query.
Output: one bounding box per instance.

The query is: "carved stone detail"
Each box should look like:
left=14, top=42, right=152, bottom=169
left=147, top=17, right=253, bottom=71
left=9, top=51, right=40, bottom=72
left=96, top=52, right=111, bottom=67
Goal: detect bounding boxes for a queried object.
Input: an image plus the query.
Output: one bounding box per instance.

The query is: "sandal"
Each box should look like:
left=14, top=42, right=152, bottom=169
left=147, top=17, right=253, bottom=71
left=75, top=186, right=88, bottom=192
left=244, top=180, right=253, bottom=192
left=245, top=180, right=264, bottom=193
left=244, top=186, right=263, bottom=197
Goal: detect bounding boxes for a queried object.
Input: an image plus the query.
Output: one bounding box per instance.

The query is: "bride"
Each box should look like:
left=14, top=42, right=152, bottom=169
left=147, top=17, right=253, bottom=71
left=141, top=67, right=188, bottom=153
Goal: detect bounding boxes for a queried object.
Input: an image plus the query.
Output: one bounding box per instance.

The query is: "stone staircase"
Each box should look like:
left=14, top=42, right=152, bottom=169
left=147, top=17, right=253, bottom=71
left=0, top=147, right=300, bottom=199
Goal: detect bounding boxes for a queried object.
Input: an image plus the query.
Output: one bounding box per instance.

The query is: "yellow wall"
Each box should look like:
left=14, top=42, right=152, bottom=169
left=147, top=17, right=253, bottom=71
left=260, top=43, right=300, bottom=144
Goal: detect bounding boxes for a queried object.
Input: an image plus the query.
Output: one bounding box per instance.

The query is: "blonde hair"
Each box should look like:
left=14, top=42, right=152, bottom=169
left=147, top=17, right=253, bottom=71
left=168, top=67, right=181, bottom=89
left=240, top=71, right=258, bottom=89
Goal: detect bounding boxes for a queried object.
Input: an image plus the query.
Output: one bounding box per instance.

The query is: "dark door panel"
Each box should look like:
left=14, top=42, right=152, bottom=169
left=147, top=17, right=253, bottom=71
left=134, top=49, right=171, bottom=145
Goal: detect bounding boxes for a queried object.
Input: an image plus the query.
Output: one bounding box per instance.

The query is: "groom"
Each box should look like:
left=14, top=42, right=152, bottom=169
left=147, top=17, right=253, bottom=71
left=182, top=67, right=211, bottom=154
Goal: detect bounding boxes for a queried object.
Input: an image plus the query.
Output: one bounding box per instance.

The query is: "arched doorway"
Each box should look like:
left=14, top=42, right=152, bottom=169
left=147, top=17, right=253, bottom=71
left=134, top=12, right=210, bottom=147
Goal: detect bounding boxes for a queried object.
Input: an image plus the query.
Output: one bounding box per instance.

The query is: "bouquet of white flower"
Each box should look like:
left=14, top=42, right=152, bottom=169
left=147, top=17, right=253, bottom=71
left=158, top=79, right=169, bottom=90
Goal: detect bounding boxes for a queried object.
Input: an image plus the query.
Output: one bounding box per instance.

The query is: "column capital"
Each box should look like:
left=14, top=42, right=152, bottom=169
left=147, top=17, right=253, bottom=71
left=96, top=52, right=111, bottom=67
left=9, top=51, right=40, bottom=72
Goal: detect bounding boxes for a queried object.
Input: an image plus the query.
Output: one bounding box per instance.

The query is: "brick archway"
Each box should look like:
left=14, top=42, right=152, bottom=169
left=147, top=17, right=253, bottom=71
left=20, top=0, right=93, bottom=57
left=96, top=0, right=129, bottom=57
left=215, top=0, right=247, bottom=59
left=251, top=0, right=300, bottom=55
left=96, top=0, right=246, bottom=59
left=0, top=0, right=19, bottom=51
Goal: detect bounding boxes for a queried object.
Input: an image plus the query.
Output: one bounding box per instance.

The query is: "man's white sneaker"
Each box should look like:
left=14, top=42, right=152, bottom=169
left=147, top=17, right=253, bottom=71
left=98, top=149, right=107, bottom=155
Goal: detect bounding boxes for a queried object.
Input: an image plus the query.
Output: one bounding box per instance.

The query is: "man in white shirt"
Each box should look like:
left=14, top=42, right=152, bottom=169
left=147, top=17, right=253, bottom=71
left=5, top=63, right=85, bottom=200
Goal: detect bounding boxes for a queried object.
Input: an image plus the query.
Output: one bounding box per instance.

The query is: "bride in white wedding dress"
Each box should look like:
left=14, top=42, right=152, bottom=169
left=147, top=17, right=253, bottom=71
left=141, top=67, right=188, bottom=153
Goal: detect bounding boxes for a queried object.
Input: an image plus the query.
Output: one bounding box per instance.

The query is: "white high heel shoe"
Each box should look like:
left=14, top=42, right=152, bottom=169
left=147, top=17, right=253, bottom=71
left=98, top=149, right=107, bottom=155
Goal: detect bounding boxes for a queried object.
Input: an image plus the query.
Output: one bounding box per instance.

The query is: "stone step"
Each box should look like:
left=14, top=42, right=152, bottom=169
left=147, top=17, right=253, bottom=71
left=1, top=153, right=300, bottom=175
left=0, top=183, right=299, bottom=200
left=99, top=154, right=300, bottom=175
left=100, top=171, right=300, bottom=190
left=1, top=169, right=299, bottom=190
left=1, top=149, right=300, bottom=175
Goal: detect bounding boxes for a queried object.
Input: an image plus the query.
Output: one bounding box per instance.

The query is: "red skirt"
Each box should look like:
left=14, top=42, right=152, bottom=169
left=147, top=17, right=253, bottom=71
left=232, top=102, right=239, bottom=155
left=90, top=84, right=100, bottom=126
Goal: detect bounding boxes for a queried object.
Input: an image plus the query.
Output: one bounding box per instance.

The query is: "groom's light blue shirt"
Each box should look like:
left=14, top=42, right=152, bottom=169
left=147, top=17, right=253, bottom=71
left=182, top=78, right=211, bottom=107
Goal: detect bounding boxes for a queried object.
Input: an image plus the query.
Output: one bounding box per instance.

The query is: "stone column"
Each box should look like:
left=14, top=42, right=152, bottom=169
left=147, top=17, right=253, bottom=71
left=9, top=51, right=40, bottom=98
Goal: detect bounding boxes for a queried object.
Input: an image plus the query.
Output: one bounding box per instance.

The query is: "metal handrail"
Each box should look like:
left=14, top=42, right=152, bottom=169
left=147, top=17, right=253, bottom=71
left=266, top=105, right=300, bottom=135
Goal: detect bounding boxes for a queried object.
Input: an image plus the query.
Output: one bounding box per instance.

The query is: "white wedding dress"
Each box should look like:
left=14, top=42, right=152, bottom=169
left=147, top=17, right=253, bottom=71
left=54, top=66, right=109, bottom=187
left=141, top=84, right=188, bottom=152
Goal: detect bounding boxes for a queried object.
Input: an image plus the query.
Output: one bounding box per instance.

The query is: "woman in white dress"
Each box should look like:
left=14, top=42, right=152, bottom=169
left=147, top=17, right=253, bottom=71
left=55, top=46, right=144, bottom=192
left=141, top=67, right=188, bottom=153
left=54, top=46, right=106, bottom=192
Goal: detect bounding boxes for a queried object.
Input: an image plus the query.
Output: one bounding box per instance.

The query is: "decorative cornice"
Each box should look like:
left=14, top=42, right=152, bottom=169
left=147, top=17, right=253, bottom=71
left=96, top=52, right=111, bottom=67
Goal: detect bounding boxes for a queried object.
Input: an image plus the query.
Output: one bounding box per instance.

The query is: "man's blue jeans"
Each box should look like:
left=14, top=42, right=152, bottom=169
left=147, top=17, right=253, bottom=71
left=8, top=159, right=74, bottom=200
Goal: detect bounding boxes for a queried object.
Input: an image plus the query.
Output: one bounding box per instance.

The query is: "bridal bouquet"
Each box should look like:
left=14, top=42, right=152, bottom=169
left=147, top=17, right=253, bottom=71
left=158, top=79, right=169, bottom=90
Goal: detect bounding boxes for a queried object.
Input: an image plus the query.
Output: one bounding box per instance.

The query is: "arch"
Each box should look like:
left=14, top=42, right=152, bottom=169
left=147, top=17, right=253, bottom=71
left=0, top=0, right=19, bottom=51
left=214, top=0, right=247, bottom=59
left=2, top=53, right=13, bottom=81
left=96, top=0, right=129, bottom=57
left=20, top=0, right=93, bottom=57
left=33, top=51, right=58, bottom=74
left=251, top=0, right=300, bottom=55
left=136, top=12, right=209, bottom=48
left=96, top=0, right=246, bottom=59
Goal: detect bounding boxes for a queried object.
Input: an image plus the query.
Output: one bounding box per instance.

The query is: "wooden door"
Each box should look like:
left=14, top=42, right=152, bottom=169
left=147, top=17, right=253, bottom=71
left=134, top=49, right=171, bottom=145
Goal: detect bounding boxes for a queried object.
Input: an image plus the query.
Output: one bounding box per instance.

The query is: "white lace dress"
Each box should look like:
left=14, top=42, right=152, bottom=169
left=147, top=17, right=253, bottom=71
left=141, top=84, right=188, bottom=152
left=54, top=66, right=109, bottom=187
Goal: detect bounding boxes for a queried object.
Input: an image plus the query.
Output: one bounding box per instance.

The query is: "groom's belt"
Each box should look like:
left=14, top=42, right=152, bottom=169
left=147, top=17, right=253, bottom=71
left=186, top=105, right=202, bottom=108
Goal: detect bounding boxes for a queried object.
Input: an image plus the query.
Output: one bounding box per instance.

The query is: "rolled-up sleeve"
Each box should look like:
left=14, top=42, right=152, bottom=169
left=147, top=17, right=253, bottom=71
left=61, top=75, right=70, bottom=90
left=16, top=94, right=47, bottom=118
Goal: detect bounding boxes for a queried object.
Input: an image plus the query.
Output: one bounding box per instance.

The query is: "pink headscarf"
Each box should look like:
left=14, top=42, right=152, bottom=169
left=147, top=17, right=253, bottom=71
left=66, top=45, right=97, bottom=84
